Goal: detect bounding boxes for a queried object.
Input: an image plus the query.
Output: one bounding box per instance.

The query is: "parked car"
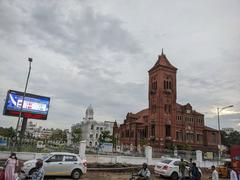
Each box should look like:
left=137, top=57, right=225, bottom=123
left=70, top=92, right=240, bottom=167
left=154, top=157, right=201, bottom=180
left=21, top=152, right=87, bottom=179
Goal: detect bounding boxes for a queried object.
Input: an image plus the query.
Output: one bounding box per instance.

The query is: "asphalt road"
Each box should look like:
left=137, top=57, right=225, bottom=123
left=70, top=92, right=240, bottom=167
left=46, top=171, right=227, bottom=180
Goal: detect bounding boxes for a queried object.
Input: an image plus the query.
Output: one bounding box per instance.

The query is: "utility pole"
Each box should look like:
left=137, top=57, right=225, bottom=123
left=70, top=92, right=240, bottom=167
left=217, top=105, right=233, bottom=165
left=14, top=58, right=33, bottom=151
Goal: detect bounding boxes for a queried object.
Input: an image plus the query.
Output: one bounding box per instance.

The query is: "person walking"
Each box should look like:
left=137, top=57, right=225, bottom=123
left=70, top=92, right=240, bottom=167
left=0, top=167, right=4, bottom=180
left=191, top=162, right=201, bottom=180
left=189, top=158, right=193, bottom=179
left=229, top=165, right=238, bottom=180
left=179, top=158, right=186, bottom=180
left=4, top=152, right=19, bottom=180
left=210, top=165, right=219, bottom=180
left=31, top=159, right=44, bottom=180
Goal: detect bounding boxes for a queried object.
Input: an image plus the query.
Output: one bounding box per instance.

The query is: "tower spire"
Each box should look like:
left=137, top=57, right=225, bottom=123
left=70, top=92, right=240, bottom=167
left=161, top=48, right=164, bottom=55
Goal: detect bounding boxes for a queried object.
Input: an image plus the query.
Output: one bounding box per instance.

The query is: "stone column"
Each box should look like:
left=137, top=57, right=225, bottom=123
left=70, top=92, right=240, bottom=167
left=79, top=140, right=87, bottom=160
left=145, top=146, right=152, bottom=165
left=196, top=150, right=203, bottom=167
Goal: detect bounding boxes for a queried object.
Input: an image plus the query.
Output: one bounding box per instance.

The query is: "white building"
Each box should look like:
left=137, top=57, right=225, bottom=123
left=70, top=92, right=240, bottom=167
left=25, top=121, right=41, bottom=138
left=222, top=127, right=234, bottom=134
left=80, top=105, right=114, bottom=148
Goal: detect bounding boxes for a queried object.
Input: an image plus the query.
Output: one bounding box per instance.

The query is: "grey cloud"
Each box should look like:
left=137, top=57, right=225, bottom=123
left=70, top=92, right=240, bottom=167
left=205, top=113, right=240, bottom=131
left=0, top=0, right=239, bottom=130
left=24, top=2, right=141, bottom=57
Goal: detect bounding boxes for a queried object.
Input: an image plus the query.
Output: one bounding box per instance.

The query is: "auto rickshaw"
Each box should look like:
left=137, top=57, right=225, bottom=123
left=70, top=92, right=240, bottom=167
left=216, top=160, right=231, bottom=178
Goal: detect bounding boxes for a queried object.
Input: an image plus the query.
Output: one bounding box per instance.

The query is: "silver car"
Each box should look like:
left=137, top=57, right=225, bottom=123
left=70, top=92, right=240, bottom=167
left=21, top=152, right=87, bottom=179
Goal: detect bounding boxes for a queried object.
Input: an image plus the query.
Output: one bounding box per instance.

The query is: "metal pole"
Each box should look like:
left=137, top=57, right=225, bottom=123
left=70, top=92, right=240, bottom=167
left=19, top=117, right=28, bottom=149
left=14, top=58, right=33, bottom=150
left=217, top=105, right=233, bottom=165
left=217, top=108, right=221, bottom=165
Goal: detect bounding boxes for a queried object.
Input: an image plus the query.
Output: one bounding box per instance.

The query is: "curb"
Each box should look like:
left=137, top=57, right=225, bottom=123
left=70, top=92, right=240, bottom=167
left=88, top=167, right=139, bottom=172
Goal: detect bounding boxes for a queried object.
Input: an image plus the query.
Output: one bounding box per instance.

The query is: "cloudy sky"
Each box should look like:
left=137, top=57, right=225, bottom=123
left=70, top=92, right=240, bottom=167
left=0, top=0, right=239, bottom=130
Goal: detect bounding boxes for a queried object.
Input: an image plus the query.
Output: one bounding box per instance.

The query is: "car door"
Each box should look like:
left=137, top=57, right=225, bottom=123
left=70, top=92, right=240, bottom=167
left=63, top=155, right=79, bottom=175
left=44, top=155, right=66, bottom=176
left=173, top=161, right=180, bottom=176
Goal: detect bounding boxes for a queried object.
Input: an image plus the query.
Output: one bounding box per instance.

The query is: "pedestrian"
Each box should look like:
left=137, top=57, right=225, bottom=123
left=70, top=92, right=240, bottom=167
left=0, top=167, right=4, bottom=180
left=210, top=165, right=219, bottom=180
left=179, top=158, right=186, bottom=180
left=191, top=162, right=201, bottom=180
left=136, top=163, right=151, bottom=180
left=4, top=152, right=19, bottom=180
left=229, top=165, right=238, bottom=180
left=189, top=158, right=193, bottom=178
left=31, top=159, right=44, bottom=180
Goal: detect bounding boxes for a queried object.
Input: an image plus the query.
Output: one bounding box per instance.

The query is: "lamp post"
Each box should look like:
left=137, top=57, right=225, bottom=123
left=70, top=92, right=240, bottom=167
left=217, top=105, right=233, bottom=164
left=14, top=58, right=33, bottom=150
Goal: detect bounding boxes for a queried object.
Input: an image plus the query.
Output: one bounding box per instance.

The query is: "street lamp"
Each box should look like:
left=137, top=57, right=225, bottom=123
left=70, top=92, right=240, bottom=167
left=217, top=105, right=234, bottom=163
left=14, top=58, right=33, bottom=150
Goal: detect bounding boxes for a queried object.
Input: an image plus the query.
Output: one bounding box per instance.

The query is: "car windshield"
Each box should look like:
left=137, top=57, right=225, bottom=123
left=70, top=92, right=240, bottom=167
left=160, top=159, right=172, bottom=164
left=40, top=154, right=52, bottom=161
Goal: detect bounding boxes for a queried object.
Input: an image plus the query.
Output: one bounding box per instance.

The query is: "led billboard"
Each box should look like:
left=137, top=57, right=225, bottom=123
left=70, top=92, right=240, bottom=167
left=3, top=90, right=50, bottom=120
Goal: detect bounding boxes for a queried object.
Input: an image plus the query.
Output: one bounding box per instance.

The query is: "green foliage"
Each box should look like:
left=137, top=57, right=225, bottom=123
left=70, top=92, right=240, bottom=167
left=50, top=129, right=67, bottom=142
left=0, top=127, right=16, bottom=139
left=139, top=138, right=146, bottom=146
left=176, top=144, right=191, bottom=150
left=98, top=130, right=116, bottom=146
left=221, top=130, right=240, bottom=148
left=71, top=127, right=82, bottom=144
left=165, top=143, right=175, bottom=150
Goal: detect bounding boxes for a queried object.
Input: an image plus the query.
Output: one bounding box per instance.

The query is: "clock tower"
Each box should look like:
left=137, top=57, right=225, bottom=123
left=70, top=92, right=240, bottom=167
left=148, top=50, right=177, bottom=147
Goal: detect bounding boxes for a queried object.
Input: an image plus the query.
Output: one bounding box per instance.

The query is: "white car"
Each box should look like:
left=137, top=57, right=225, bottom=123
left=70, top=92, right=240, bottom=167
left=154, top=158, right=201, bottom=180
left=21, top=152, right=87, bottom=179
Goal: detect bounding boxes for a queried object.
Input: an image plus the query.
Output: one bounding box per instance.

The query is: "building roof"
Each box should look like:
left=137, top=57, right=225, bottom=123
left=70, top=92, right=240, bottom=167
left=204, top=126, right=218, bottom=132
left=176, top=103, right=203, bottom=115
left=149, top=50, right=177, bottom=72
left=135, top=108, right=149, bottom=116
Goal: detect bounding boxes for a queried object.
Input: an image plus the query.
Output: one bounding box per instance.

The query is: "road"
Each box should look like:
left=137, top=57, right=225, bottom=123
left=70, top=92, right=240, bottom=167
left=48, top=171, right=226, bottom=180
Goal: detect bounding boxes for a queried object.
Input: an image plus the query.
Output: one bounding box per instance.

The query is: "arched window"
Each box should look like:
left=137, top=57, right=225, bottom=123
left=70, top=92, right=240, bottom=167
left=164, top=77, right=172, bottom=90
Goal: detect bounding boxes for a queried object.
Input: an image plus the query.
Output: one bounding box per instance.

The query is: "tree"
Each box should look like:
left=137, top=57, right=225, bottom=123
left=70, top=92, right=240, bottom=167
left=0, top=127, right=15, bottom=138
left=71, top=127, right=82, bottom=145
left=221, top=130, right=240, bottom=148
left=50, top=129, right=67, bottom=142
left=98, top=130, right=116, bottom=147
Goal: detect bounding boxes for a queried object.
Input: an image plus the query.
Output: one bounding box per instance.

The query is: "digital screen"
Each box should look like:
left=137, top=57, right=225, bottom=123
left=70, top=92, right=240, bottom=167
left=3, top=90, right=50, bottom=120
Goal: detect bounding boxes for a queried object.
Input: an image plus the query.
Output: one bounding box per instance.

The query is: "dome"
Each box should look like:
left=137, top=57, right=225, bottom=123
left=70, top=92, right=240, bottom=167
left=86, top=105, right=94, bottom=115
left=85, top=105, right=94, bottom=120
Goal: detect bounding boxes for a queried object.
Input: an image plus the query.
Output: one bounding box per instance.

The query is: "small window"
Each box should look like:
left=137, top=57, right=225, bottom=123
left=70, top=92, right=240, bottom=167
left=151, top=124, right=155, bottom=136
left=48, top=155, right=63, bottom=162
left=160, top=159, right=172, bottom=164
left=173, top=161, right=180, bottom=166
left=152, top=81, right=157, bottom=90
left=152, top=104, right=156, bottom=113
left=166, top=125, right=171, bottom=137
left=91, top=125, right=94, bottom=130
left=64, top=155, right=77, bottom=162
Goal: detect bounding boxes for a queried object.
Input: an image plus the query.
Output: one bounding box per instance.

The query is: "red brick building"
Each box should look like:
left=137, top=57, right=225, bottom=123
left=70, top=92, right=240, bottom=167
left=113, top=51, right=218, bottom=153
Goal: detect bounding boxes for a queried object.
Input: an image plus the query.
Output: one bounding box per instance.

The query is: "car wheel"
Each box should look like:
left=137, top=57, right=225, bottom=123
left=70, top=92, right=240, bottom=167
left=171, top=172, right=178, bottom=180
left=71, top=169, right=83, bottom=179
left=29, top=168, right=37, bottom=175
